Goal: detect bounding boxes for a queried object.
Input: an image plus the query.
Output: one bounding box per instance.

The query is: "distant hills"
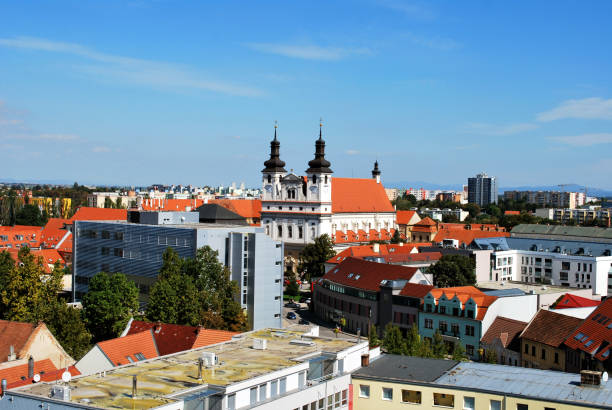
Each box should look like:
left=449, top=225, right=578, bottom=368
left=386, top=181, right=612, bottom=198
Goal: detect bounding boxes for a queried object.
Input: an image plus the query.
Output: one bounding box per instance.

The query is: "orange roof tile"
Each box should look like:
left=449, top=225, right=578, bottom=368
left=481, top=317, right=527, bottom=348
left=322, top=257, right=420, bottom=292
left=39, top=218, right=71, bottom=248
left=0, top=225, right=43, bottom=249
left=208, top=199, right=262, bottom=219
left=5, top=248, right=65, bottom=273
left=97, top=330, right=158, bottom=366
left=564, top=298, right=612, bottom=361
left=522, top=309, right=582, bottom=348
left=504, top=210, right=520, bottom=215
left=192, top=329, right=238, bottom=349
left=331, top=178, right=394, bottom=213
left=327, top=243, right=431, bottom=264
left=70, top=207, right=127, bottom=222
left=396, top=210, right=419, bottom=225
left=428, top=286, right=497, bottom=321
left=0, top=320, right=40, bottom=361
left=141, top=198, right=205, bottom=212
left=0, top=358, right=57, bottom=389
left=433, top=229, right=509, bottom=246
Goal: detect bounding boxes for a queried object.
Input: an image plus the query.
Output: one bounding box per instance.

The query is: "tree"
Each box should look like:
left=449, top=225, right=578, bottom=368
left=462, top=203, right=480, bottom=218
left=298, top=234, right=336, bottom=281
left=369, top=325, right=381, bottom=347
left=15, top=204, right=46, bottom=226
left=404, top=325, right=422, bottom=356
left=452, top=342, right=468, bottom=361
left=428, top=255, right=476, bottom=287
left=442, top=214, right=459, bottom=223
left=483, top=349, right=497, bottom=364
left=104, top=197, right=114, bottom=208
left=382, top=324, right=407, bottom=355
left=432, top=330, right=448, bottom=358
left=286, top=277, right=300, bottom=297
left=82, top=272, right=139, bottom=342
left=43, top=301, right=91, bottom=359
left=390, top=229, right=403, bottom=244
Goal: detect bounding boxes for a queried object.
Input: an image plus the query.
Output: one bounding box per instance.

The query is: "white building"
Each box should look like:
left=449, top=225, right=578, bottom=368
left=471, top=236, right=612, bottom=297
left=7, top=327, right=370, bottom=410
left=260, top=125, right=395, bottom=256
left=420, top=207, right=469, bottom=222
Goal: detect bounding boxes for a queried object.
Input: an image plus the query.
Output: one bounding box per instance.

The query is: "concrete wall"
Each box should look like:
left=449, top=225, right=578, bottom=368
left=480, top=295, right=538, bottom=336
left=74, top=345, right=113, bottom=376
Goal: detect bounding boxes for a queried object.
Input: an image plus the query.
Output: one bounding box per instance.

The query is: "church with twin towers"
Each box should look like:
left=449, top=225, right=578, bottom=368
left=260, top=122, right=397, bottom=271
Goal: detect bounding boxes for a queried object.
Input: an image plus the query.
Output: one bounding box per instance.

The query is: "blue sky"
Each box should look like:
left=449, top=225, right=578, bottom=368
left=1, top=1, right=612, bottom=188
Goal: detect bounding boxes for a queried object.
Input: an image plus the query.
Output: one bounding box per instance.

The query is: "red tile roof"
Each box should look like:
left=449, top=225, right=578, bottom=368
left=564, top=298, right=612, bottom=361
left=39, top=218, right=71, bottom=248
left=208, top=199, right=262, bottom=219
left=326, top=243, right=430, bottom=265
left=0, top=358, right=57, bottom=389
left=428, top=287, right=497, bottom=321
left=331, top=228, right=403, bottom=245
left=396, top=210, right=419, bottom=225
left=5, top=248, right=65, bottom=273
left=433, top=229, right=509, bottom=247
left=125, top=321, right=237, bottom=356
left=0, top=320, right=39, bottom=362
left=412, top=217, right=438, bottom=233
left=4, top=363, right=80, bottom=389
left=481, top=316, right=527, bottom=349
left=141, top=198, right=206, bottom=212
left=97, top=330, right=159, bottom=366
left=70, top=207, right=127, bottom=222
left=521, top=309, right=582, bottom=348
left=399, top=283, right=434, bottom=298
left=553, top=293, right=601, bottom=309
left=322, top=257, right=420, bottom=292
left=505, top=210, right=520, bottom=216
left=331, top=178, right=394, bottom=213
left=0, top=225, right=43, bottom=249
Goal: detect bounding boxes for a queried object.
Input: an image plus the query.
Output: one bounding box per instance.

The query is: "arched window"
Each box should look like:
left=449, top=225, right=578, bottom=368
left=277, top=225, right=283, bottom=238
left=267, top=175, right=272, bottom=183
left=312, top=175, right=317, bottom=184
left=287, top=189, right=296, bottom=199
left=324, top=176, right=328, bottom=184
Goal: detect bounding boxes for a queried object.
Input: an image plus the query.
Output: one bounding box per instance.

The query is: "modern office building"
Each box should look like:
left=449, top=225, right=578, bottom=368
left=73, top=211, right=283, bottom=330
left=6, top=327, right=369, bottom=410
left=351, top=354, right=612, bottom=410
left=467, top=172, right=498, bottom=206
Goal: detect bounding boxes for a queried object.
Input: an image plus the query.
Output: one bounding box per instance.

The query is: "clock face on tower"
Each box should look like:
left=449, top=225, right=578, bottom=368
left=309, top=185, right=318, bottom=194
left=265, top=185, right=273, bottom=192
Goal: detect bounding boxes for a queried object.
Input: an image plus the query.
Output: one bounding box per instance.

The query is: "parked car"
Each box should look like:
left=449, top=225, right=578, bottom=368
left=299, top=318, right=310, bottom=325
left=287, top=312, right=297, bottom=320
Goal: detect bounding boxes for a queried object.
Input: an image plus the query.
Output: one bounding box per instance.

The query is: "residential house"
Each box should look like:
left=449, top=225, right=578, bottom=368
left=480, top=316, right=526, bottom=366
left=564, top=298, right=612, bottom=373
left=396, top=210, right=421, bottom=238
left=520, top=309, right=582, bottom=371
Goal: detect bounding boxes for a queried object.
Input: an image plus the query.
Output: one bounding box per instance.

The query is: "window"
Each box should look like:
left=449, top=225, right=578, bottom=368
left=342, top=390, right=348, bottom=406
left=298, top=226, right=303, bottom=239
left=516, top=404, right=528, bottom=410
left=277, top=226, right=283, bottom=238
left=101, top=230, right=110, bottom=239
left=228, top=393, right=236, bottom=410
left=524, top=342, right=529, bottom=354
left=359, top=385, right=370, bottom=398
left=466, top=310, right=474, bottom=319
left=126, top=356, right=134, bottom=363
left=298, top=371, right=306, bottom=388
left=134, top=353, right=145, bottom=361
left=532, top=346, right=535, bottom=356
left=259, top=384, right=267, bottom=401
left=401, top=390, right=421, bottom=404
left=490, top=400, right=502, bottom=410
left=451, top=323, right=460, bottom=335
left=425, top=319, right=433, bottom=329
left=279, top=377, right=286, bottom=394
left=433, top=393, right=454, bottom=407
left=463, top=396, right=475, bottom=410
left=382, top=387, right=393, bottom=401
left=115, top=232, right=124, bottom=240
left=465, top=325, right=475, bottom=336
left=270, top=380, right=278, bottom=397
left=466, top=345, right=474, bottom=356
left=250, top=387, right=258, bottom=405
left=439, top=306, right=446, bottom=314
left=288, top=226, right=293, bottom=238
left=541, top=348, right=546, bottom=360
left=439, top=321, right=448, bottom=332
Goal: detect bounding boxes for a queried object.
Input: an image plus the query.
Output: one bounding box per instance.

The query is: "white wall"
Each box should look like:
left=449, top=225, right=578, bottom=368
left=481, top=295, right=538, bottom=335
left=549, top=307, right=597, bottom=319
left=74, top=346, right=113, bottom=376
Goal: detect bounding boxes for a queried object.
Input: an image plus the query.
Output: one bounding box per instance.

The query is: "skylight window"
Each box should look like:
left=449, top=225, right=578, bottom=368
left=333, top=268, right=339, bottom=274
left=354, top=275, right=360, bottom=280
left=348, top=273, right=354, bottom=278
left=574, top=332, right=585, bottom=340
left=585, top=340, right=593, bottom=348
left=593, top=314, right=601, bottom=321
left=603, top=350, right=610, bottom=358
left=134, top=353, right=146, bottom=361
left=608, top=322, right=612, bottom=329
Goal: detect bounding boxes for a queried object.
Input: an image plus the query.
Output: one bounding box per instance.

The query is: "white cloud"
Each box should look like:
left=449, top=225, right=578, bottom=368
left=246, top=43, right=370, bottom=61
left=537, top=97, right=612, bottom=121
left=464, top=122, right=538, bottom=136
left=0, top=36, right=262, bottom=97
left=92, top=146, right=112, bottom=153
left=547, top=133, right=612, bottom=146
left=345, top=149, right=360, bottom=155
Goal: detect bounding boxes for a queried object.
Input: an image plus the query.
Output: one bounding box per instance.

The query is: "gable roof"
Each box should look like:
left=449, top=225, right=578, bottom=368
left=427, top=287, right=497, bottom=321
left=331, top=178, right=394, bottom=213
left=208, top=199, right=262, bottom=220
left=322, top=257, right=420, bottom=292
left=399, top=283, right=435, bottom=298
left=564, top=298, right=612, bottom=361
left=396, top=210, right=420, bottom=225
left=553, top=293, right=601, bottom=309
left=481, top=316, right=527, bottom=349
left=0, top=225, right=43, bottom=250
left=97, top=330, right=159, bottom=366
left=521, top=309, right=582, bottom=348
left=125, top=321, right=237, bottom=356
left=326, top=243, right=429, bottom=264
left=39, top=218, right=71, bottom=248
left=0, top=320, right=39, bottom=362
left=70, top=207, right=127, bottom=222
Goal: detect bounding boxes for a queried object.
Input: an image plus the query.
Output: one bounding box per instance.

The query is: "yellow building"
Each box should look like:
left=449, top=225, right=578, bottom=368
left=352, top=355, right=612, bottom=410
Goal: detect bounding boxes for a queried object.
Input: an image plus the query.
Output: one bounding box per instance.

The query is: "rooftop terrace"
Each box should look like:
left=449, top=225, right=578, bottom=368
left=13, top=328, right=359, bottom=409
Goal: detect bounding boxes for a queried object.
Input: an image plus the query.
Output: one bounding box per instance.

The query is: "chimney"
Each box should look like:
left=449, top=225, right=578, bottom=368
left=1, top=379, right=6, bottom=398
left=28, top=357, right=34, bottom=379
left=132, top=375, right=137, bottom=398
left=197, top=358, right=203, bottom=380
left=361, top=354, right=370, bottom=367
left=373, top=242, right=380, bottom=254
left=154, top=322, right=162, bottom=333
left=7, top=345, right=15, bottom=361
left=580, top=370, right=606, bottom=387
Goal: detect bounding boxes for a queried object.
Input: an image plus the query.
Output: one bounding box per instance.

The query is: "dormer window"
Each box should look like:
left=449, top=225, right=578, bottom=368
left=466, top=309, right=475, bottom=319
left=439, top=306, right=446, bottom=314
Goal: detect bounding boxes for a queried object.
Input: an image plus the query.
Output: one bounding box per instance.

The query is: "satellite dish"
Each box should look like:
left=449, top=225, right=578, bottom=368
left=62, top=371, right=72, bottom=383
left=603, top=372, right=609, bottom=383
left=33, top=373, right=41, bottom=383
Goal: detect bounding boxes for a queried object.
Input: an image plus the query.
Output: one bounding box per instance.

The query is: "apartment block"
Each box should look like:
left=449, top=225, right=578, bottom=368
left=504, top=190, right=585, bottom=208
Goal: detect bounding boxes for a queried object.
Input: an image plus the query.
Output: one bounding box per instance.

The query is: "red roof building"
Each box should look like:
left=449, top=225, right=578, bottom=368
left=481, top=316, right=527, bottom=366
left=208, top=199, right=262, bottom=225
left=5, top=248, right=65, bottom=273
left=553, top=293, right=601, bottom=309
left=0, top=225, right=43, bottom=250
left=70, top=207, right=127, bottom=222
left=141, top=198, right=205, bottom=212
left=124, top=321, right=237, bottom=356
left=564, top=298, right=612, bottom=372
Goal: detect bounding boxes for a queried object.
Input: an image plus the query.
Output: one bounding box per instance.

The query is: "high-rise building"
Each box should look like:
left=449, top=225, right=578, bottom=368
left=468, top=173, right=498, bottom=206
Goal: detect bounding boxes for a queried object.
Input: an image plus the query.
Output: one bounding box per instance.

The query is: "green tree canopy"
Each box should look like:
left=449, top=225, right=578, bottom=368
left=82, top=272, right=139, bottom=342
left=432, top=330, right=448, bottom=358
left=298, top=234, right=336, bottom=281
left=43, top=301, right=92, bottom=359
left=382, top=323, right=407, bottom=355
left=15, top=204, right=46, bottom=226
left=428, top=254, right=476, bottom=288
